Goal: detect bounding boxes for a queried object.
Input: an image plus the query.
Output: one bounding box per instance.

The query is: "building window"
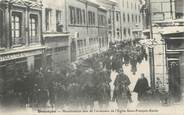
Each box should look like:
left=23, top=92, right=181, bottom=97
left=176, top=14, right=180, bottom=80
left=117, top=32, right=120, bottom=38
left=135, top=15, right=138, bottom=23
left=56, top=10, right=61, bottom=25
left=0, top=10, right=3, bottom=47
left=124, top=28, right=126, bottom=37
left=104, top=15, right=107, bottom=25
left=11, top=12, right=23, bottom=46
left=88, top=11, right=91, bottom=25
left=132, top=14, right=134, bottom=22
left=116, top=13, right=119, bottom=21
left=45, top=8, right=52, bottom=31
left=29, top=14, right=38, bottom=43
left=99, top=15, right=106, bottom=26
left=103, top=15, right=107, bottom=25
left=88, top=11, right=94, bottom=25
left=128, top=28, right=131, bottom=36
left=76, top=8, right=81, bottom=24
left=79, top=9, right=82, bottom=24
left=127, top=14, right=130, bottom=22
left=123, top=13, right=126, bottom=22
left=92, top=12, right=95, bottom=25
left=82, top=10, right=86, bottom=24
left=98, top=15, right=101, bottom=25
left=139, top=15, right=141, bottom=23
left=69, top=6, right=75, bottom=24
left=56, top=10, right=63, bottom=32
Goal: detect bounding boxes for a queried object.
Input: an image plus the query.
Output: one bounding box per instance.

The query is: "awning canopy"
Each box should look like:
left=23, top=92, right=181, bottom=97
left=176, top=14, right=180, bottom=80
left=160, top=26, right=184, bottom=35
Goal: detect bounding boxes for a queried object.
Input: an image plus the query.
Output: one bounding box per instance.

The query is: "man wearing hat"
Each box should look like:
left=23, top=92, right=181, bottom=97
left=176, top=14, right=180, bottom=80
left=114, top=69, right=130, bottom=86
left=113, top=68, right=132, bottom=104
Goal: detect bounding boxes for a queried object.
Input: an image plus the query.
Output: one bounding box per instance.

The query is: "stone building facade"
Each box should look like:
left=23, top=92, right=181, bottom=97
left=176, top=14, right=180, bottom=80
left=66, top=0, right=110, bottom=60
left=0, top=0, right=45, bottom=105
left=119, top=0, right=143, bottom=40
left=97, top=0, right=121, bottom=42
left=42, top=0, right=71, bottom=69
left=42, top=0, right=112, bottom=62
left=143, top=0, right=184, bottom=102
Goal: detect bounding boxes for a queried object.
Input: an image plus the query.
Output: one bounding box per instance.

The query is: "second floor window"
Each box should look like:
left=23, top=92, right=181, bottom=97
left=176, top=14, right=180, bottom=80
left=76, top=8, right=82, bottom=24
left=0, top=10, right=3, bottom=47
left=45, top=8, right=52, bottom=31
left=128, top=28, right=131, bottom=36
left=116, top=13, right=119, bottom=21
left=135, top=15, right=138, bottom=23
left=56, top=10, right=61, bottom=25
left=88, top=11, right=95, bottom=25
left=29, top=14, right=38, bottom=43
left=92, top=12, right=95, bottom=25
left=123, top=13, right=126, bottom=22
left=82, top=10, right=86, bottom=24
left=124, top=28, right=126, bottom=37
left=11, top=12, right=23, bottom=46
left=69, top=6, right=75, bottom=24
left=132, top=14, right=134, bottom=22
left=56, top=10, right=63, bottom=32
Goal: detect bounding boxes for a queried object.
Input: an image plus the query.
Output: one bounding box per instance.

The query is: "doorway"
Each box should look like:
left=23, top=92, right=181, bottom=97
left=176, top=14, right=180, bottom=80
left=168, top=60, right=181, bottom=102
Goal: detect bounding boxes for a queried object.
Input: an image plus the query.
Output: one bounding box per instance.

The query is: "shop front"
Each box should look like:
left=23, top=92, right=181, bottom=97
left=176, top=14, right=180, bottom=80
left=0, top=47, right=45, bottom=107
left=163, top=32, right=184, bottom=103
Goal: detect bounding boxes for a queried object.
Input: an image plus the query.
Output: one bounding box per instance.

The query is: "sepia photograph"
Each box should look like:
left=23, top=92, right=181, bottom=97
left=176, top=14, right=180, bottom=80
left=0, top=0, right=184, bottom=114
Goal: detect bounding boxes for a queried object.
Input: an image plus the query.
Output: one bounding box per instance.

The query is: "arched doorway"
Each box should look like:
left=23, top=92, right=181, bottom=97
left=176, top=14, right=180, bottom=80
left=70, top=39, right=77, bottom=62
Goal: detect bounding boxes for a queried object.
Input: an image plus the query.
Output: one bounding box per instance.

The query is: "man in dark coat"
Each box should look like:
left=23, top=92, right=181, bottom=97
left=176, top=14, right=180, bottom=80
left=113, top=69, right=132, bottom=106
left=133, top=73, right=149, bottom=102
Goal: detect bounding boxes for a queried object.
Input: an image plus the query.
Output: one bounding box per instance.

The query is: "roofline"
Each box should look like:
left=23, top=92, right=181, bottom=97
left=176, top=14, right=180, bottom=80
left=98, top=6, right=107, bottom=11
left=87, top=0, right=100, bottom=7
left=98, top=0, right=118, bottom=6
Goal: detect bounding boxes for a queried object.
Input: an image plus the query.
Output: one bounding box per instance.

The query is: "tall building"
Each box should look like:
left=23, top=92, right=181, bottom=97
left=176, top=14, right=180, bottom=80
left=42, top=0, right=114, bottom=63
left=143, top=0, right=184, bottom=102
left=0, top=0, right=45, bottom=105
left=42, top=0, right=71, bottom=71
left=0, top=0, right=44, bottom=76
left=119, top=0, right=143, bottom=40
left=97, top=0, right=122, bottom=42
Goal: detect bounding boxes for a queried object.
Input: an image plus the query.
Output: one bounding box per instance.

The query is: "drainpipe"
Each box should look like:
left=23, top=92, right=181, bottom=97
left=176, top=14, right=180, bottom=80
left=40, top=2, right=44, bottom=45
left=112, top=5, right=115, bottom=42
left=148, top=0, right=155, bottom=89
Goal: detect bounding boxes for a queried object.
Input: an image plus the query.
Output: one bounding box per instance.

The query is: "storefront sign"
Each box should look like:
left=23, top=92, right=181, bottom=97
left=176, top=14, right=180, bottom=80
left=0, top=50, right=43, bottom=62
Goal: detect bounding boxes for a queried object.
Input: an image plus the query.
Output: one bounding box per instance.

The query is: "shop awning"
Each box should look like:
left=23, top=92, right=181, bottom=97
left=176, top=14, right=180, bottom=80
left=160, top=26, right=184, bottom=35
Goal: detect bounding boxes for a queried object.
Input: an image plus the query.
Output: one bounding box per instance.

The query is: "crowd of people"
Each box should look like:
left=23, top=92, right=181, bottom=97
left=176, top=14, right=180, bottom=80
left=0, top=40, right=149, bottom=110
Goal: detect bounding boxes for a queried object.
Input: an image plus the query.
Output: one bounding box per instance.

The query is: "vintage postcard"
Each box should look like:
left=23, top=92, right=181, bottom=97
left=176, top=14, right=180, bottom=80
left=0, top=0, right=184, bottom=114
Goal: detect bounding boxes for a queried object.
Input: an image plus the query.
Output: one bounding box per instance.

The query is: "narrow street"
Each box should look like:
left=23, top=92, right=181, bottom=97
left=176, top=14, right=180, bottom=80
left=1, top=0, right=184, bottom=114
